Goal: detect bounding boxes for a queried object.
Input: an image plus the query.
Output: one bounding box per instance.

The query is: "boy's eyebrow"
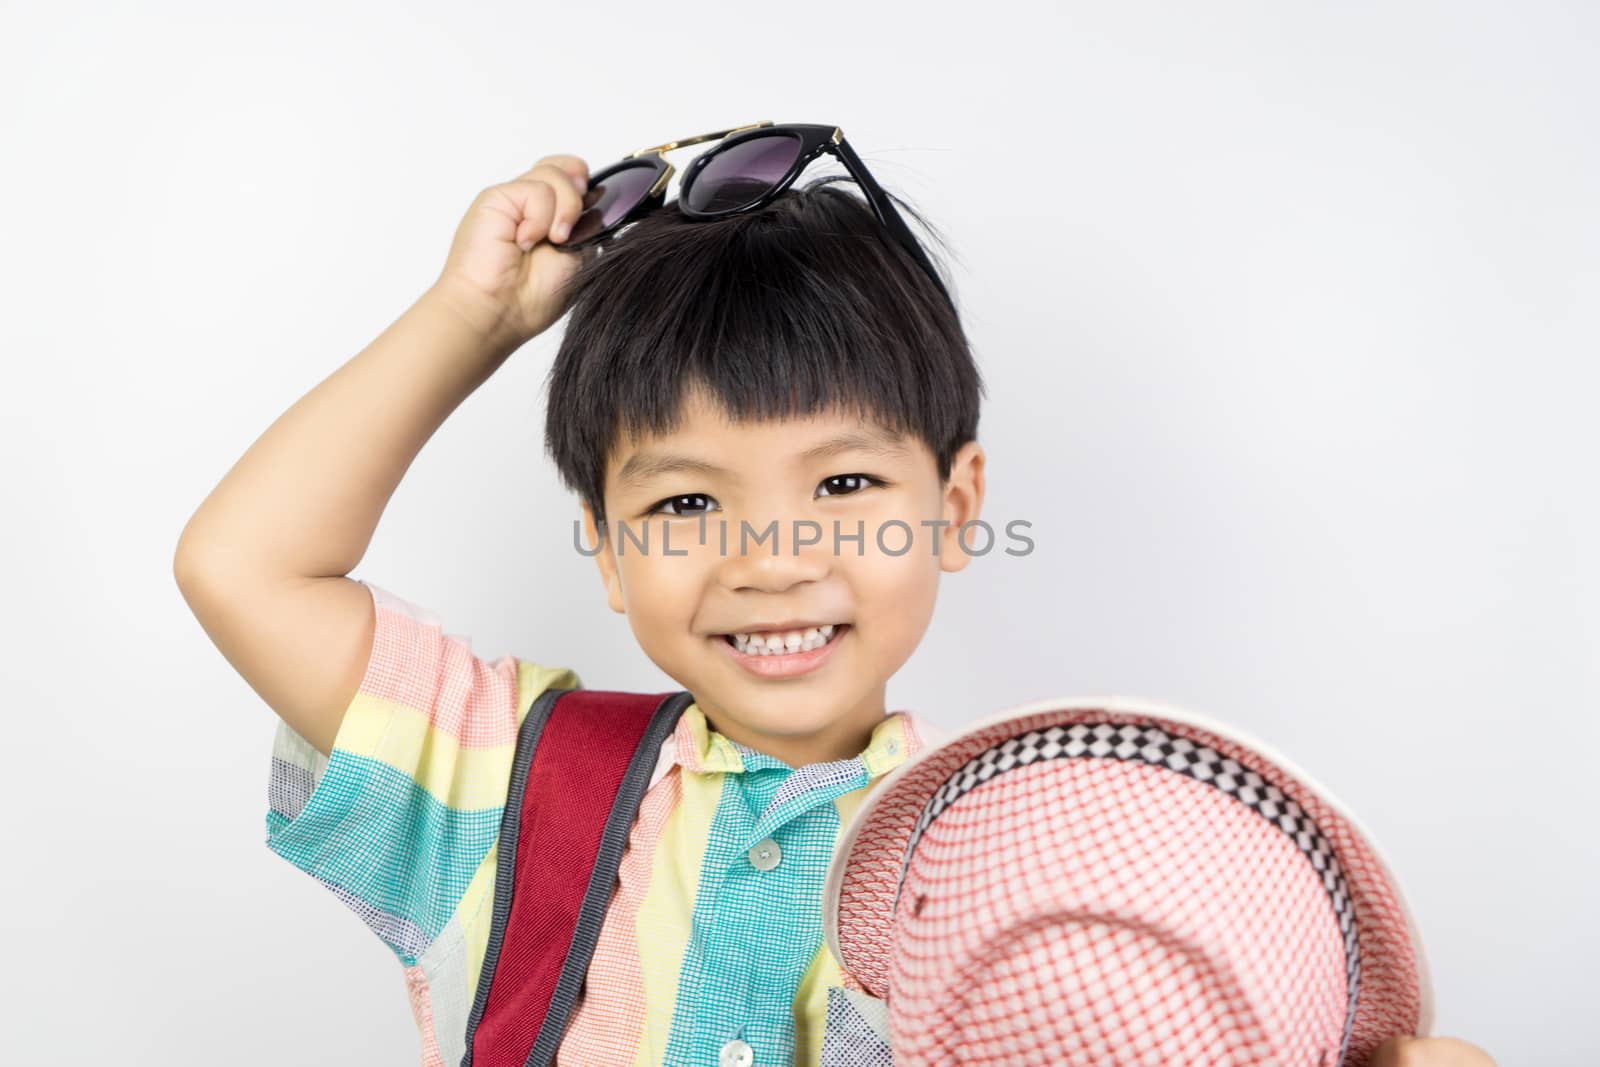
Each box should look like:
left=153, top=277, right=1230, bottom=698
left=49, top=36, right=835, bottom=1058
left=616, top=430, right=910, bottom=488
left=617, top=454, right=739, bottom=488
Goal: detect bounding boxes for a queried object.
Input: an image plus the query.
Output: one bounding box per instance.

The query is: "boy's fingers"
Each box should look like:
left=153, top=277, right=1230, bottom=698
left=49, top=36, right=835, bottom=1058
left=1371, top=1036, right=1497, bottom=1067
left=511, top=163, right=586, bottom=245
left=519, top=154, right=589, bottom=197
left=490, top=179, right=555, bottom=252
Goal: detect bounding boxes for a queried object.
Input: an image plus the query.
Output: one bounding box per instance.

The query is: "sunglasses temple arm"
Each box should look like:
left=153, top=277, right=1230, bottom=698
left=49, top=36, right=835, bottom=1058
left=831, top=138, right=959, bottom=317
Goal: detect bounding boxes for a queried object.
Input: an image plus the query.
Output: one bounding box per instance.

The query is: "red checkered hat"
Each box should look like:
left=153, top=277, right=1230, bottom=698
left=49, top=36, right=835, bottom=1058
left=823, top=695, right=1433, bottom=1066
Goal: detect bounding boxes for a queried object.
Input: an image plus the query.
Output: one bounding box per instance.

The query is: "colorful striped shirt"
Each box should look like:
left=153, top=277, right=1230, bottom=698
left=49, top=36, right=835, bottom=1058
left=264, top=579, right=934, bottom=1066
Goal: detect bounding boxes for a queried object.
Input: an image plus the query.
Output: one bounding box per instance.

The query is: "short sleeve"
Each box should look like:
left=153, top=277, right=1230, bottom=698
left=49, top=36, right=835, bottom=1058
left=264, top=579, right=581, bottom=966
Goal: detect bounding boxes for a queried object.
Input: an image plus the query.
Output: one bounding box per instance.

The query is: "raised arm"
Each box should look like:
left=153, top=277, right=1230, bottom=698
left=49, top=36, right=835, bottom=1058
left=173, top=155, right=593, bottom=755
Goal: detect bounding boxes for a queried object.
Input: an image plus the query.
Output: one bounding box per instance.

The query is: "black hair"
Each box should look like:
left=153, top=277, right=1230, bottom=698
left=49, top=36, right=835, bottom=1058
left=543, top=174, right=984, bottom=530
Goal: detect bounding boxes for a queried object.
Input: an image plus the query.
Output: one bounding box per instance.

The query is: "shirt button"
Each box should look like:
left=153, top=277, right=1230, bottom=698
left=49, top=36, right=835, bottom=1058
left=719, top=1037, right=754, bottom=1067
left=747, top=838, right=782, bottom=871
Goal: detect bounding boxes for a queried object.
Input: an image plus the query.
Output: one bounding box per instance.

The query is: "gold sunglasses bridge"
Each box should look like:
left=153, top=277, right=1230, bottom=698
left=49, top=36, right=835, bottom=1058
left=624, top=120, right=776, bottom=160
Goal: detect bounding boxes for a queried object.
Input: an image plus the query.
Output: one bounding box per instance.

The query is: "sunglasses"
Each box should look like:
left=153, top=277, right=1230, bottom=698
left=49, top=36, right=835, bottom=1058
left=565, top=121, right=955, bottom=313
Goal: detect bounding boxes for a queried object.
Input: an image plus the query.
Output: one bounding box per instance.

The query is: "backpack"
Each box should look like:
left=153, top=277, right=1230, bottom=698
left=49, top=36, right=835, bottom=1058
left=458, top=686, right=695, bottom=1067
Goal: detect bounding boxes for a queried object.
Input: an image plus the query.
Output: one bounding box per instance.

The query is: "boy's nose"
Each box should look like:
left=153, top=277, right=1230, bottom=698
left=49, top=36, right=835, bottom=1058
left=713, top=519, right=834, bottom=594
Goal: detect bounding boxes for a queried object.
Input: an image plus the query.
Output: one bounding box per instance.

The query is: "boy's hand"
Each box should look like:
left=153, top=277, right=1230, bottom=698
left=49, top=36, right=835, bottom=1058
left=1372, top=1035, right=1497, bottom=1066
left=431, top=154, right=596, bottom=347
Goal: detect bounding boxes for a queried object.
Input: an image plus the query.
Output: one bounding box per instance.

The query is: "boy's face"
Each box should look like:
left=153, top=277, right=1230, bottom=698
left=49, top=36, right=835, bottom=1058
left=583, top=386, right=985, bottom=768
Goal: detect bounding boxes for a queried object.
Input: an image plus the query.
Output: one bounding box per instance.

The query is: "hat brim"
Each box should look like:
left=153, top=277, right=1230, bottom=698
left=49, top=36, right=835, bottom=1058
left=824, top=694, right=1434, bottom=1056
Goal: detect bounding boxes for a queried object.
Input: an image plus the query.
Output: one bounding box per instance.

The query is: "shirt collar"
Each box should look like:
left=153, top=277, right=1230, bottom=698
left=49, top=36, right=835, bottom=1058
left=666, top=702, right=923, bottom=778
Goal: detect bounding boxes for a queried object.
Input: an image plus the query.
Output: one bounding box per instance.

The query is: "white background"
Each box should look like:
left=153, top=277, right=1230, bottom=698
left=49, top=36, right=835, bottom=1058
left=3, top=1, right=1594, bottom=1063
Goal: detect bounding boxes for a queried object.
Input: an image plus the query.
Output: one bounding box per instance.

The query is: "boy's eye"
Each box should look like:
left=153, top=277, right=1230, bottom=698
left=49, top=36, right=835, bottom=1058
left=649, top=493, right=720, bottom=517
left=817, top=473, right=879, bottom=497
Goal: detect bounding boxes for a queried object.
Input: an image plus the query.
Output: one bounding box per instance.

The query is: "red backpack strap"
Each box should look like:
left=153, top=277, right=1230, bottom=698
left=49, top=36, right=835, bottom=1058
left=460, top=687, right=693, bottom=1067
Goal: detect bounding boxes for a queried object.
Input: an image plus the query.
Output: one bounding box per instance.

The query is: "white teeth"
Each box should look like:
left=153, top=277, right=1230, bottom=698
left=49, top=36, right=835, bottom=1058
left=730, top=625, right=845, bottom=656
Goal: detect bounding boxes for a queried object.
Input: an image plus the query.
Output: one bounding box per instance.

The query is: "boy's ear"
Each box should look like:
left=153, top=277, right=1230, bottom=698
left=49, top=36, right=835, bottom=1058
left=937, top=441, right=987, bottom=575
left=580, top=502, right=626, bottom=614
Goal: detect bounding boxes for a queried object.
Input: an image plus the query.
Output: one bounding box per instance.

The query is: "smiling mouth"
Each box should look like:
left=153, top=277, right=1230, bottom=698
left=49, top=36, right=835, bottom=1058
left=719, top=624, right=851, bottom=656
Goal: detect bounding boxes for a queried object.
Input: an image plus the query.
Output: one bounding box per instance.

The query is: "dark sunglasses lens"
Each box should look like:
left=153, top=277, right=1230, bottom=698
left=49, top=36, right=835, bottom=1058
left=568, top=163, right=657, bottom=243
left=684, top=133, right=803, bottom=214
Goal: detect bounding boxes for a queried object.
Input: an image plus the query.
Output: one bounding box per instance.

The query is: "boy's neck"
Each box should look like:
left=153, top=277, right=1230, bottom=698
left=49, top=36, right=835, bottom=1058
left=697, top=687, right=891, bottom=769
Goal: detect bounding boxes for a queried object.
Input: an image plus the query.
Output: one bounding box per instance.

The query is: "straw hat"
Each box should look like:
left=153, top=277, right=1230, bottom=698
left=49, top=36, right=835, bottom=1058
left=822, top=695, right=1433, bottom=1066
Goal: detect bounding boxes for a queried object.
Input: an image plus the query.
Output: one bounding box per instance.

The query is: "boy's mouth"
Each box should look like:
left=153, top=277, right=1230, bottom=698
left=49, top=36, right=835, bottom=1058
left=719, top=623, right=850, bottom=657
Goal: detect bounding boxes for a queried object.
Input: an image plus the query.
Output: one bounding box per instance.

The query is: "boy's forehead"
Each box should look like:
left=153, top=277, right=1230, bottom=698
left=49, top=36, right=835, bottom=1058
left=606, top=392, right=917, bottom=483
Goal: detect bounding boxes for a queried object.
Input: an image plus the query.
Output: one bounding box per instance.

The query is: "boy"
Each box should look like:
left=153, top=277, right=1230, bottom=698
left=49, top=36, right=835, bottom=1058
left=175, top=147, right=1493, bottom=1066
left=173, top=149, right=982, bottom=1067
